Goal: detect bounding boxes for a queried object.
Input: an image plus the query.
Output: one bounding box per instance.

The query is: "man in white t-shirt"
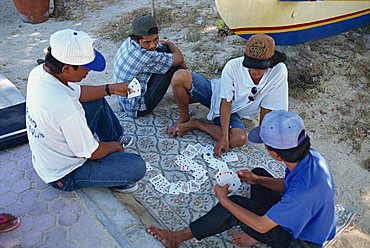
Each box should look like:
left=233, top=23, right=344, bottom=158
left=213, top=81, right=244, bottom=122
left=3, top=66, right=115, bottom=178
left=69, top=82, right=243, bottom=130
left=26, top=29, right=146, bottom=193
left=168, top=34, right=288, bottom=155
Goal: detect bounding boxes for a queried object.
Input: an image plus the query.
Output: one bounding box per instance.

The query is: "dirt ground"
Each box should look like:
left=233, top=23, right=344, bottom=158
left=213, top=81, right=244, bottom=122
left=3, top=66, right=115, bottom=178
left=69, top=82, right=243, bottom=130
left=1, top=0, right=369, bottom=247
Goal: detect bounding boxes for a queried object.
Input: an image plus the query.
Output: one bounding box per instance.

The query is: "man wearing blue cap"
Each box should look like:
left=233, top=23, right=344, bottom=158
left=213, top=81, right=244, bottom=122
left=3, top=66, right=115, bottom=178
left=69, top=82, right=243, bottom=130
left=148, top=110, right=336, bottom=247
left=26, top=29, right=146, bottom=193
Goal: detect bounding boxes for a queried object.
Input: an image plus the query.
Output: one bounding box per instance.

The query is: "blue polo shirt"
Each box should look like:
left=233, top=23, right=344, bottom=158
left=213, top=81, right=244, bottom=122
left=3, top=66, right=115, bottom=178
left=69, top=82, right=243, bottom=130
left=266, top=149, right=336, bottom=246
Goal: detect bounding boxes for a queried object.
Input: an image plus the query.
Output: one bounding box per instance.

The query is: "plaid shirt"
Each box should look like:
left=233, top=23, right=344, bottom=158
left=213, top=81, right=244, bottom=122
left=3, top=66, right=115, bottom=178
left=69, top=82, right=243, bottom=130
left=113, top=38, right=173, bottom=118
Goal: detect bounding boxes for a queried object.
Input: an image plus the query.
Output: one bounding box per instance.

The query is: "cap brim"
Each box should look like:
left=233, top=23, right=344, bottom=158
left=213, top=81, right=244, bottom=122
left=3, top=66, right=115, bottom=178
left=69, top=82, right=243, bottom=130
left=81, top=49, right=106, bottom=72
left=242, top=56, right=271, bottom=70
left=247, top=126, right=264, bottom=144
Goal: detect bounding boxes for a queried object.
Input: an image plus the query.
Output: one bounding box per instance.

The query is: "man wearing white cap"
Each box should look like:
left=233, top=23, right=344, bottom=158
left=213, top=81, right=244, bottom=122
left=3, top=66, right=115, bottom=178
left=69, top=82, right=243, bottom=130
left=26, top=29, right=146, bottom=193
left=148, top=110, right=336, bottom=247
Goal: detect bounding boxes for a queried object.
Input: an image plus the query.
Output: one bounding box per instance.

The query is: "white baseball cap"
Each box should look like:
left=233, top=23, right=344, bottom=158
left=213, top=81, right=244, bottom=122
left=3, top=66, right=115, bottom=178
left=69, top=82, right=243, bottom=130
left=248, top=110, right=306, bottom=149
left=49, top=29, right=106, bottom=71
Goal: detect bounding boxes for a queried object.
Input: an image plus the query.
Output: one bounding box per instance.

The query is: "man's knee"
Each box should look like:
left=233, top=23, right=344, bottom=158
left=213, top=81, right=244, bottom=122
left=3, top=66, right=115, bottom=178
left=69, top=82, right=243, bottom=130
left=230, top=131, right=247, bottom=148
left=130, top=154, right=146, bottom=181
left=171, top=69, right=191, bottom=88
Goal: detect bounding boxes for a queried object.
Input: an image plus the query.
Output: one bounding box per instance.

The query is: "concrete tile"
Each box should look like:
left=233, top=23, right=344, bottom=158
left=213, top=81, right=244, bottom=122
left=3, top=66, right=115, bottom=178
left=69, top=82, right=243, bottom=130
left=39, top=187, right=60, bottom=202
left=27, top=201, right=48, bottom=216
left=10, top=178, right=31, bottom=193
left=0, top=150, right=11, bottom=163
left=69, top=223, right=90, bottom=240
left=0, top=181, right=11, bottom=195
left=19, top=190, right=39, bottom=204
left=18, top=158, right=33, bottom=170
left=34, top=214, right=55, bottom=232
left=0, top=191, right=18, bottom=206
left=6, top=168, right=25, bottom=181
left=22, top=230, right=43, bottom=247
left=44, top=226, right=66, bottom=245
left=58, top=212, right=79, bottom=227
left=16, top=215, right=34, bottom=232
left=10, top=145, right=31, bottom=161
left=0, top=161, right=18, bottom=174
left=0, top=233, right=21, bottom=248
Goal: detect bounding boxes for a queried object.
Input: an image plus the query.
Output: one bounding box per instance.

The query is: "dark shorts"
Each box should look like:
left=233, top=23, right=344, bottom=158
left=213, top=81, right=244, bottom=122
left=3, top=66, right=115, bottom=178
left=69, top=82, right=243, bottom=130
left=189, top=72, right=246, bottom=131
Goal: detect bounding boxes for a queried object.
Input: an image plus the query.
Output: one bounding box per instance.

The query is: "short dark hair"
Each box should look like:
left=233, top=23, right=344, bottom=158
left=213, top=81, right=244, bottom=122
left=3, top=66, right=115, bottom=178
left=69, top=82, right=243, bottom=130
left=44, top=47, right=78, bottom=74
left=130, top=27, right=159, bottom=41
left=266, top=130, right=310, bottom=163
left=269, top=50, right=287, bottom=68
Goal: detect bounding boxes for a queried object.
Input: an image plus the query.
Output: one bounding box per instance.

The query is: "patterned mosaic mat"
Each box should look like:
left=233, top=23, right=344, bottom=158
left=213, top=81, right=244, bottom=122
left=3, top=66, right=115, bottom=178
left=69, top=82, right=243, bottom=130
left=115, top=96, right=354, bottom=248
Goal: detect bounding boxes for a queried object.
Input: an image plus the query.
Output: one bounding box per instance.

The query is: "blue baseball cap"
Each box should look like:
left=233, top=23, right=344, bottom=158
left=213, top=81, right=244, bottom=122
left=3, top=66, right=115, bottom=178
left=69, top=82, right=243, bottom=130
left=248, top=110, right=306, bottom=149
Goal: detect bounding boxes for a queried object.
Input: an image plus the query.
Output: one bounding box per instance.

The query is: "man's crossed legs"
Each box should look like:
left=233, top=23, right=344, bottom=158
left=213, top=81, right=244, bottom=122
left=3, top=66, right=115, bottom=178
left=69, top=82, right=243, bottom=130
left=147, top=168, right=292, bottom=248
left=49, top=98, right=146, bottom=192
left=168, top=69, right=246, bottom=150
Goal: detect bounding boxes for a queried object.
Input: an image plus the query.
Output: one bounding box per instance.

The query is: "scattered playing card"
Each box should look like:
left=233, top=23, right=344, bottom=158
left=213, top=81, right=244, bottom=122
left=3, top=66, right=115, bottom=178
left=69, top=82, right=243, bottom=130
left=191, top=168, right=207, bottom=179
left=127, top=78, right=141, bottom=98
left=181, top=148, right=197, bottom=159
left=145, top=162, right=154, bottom=171
left=221, top=151, right=238, bottom=162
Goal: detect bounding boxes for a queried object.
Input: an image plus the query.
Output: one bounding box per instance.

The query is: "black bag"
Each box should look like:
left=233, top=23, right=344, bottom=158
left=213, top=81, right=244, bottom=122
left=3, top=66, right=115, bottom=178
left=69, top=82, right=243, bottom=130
left=0, top=102, right=28, bottom=150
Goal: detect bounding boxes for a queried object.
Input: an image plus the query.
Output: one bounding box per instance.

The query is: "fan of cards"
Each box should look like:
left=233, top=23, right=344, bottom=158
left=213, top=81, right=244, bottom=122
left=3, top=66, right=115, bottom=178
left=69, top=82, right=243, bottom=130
left=127, top=78, right=141, bottom=98
left=148, top=143, right=242, bottom=195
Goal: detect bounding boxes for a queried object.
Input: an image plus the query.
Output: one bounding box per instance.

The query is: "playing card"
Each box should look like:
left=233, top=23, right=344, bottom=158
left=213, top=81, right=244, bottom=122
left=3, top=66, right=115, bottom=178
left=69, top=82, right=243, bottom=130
left=221, top=152, right=238, bottom=162
left=193, top=143, right=204, bottom=153
left=185, top=144, right=198, bottom=154
left=155, top=180, right=171, bottom=194
left=150, top=174, right=166, bottom=188
left=127, top=78, right=141, bottom=98
left=201, top=145, right=213, bottom=156
left=193, top=174, right=208, bottom=185
left=208, top=158, right=228, bottom=171
left=191, top=168, right=207, bottom=179
left=145, top=162, right=154, bottom=171
left=188, top=180, right=201, bottom=192
left=178, top=181, right=190, bottom=194
left=168, top=183, right=180, bottom=195
left=215, top=169, right=241, bottom=193
left=181, top=148, right=197, bottom=159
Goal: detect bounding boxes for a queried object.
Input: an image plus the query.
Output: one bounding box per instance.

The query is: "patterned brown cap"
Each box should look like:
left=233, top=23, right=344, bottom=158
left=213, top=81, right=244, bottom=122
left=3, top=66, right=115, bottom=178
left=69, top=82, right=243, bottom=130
left=245, top=34, right=275, bottom=60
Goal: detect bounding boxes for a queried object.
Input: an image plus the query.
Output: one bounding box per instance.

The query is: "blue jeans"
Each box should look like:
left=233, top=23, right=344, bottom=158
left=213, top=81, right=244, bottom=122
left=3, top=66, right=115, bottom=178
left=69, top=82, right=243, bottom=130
left=49, top=98, right=146, bottom=191
left=189, top=72, right=246, bottom=131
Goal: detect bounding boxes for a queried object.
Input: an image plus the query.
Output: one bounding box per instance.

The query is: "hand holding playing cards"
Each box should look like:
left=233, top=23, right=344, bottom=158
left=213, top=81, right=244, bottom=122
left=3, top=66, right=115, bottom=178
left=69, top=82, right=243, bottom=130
left=237, top=169, right=258, bottom=184
left=109, top=82, right=131, bottom=97
left=214, top=136, right=229, bottom=156
left=214, top=184, right=231, bottom=203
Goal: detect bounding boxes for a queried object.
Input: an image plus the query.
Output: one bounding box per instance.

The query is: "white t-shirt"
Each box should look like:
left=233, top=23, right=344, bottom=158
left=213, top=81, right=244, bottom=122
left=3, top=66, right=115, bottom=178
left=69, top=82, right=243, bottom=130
left=26, top=65, right=99, bottom=183
left=207, top=57, right=288, bottom=120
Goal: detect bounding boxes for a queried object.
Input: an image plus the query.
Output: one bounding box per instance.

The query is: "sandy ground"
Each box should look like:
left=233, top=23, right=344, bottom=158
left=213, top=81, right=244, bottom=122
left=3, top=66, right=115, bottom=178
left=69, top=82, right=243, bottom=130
left=1, top=0, right=369, bottom=247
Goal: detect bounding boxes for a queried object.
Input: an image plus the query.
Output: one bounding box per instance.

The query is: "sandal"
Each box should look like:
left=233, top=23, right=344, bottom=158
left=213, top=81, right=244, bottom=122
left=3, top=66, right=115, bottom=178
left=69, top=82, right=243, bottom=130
left=0, top=213, right=21, bottom=233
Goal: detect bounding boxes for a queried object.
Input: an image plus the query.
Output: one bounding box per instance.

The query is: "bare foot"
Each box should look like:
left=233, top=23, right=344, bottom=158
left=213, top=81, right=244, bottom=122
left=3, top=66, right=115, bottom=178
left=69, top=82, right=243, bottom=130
left=176, top=118, right=199, bottom=136
left=147, top=226, right=181, bottom=248
left=232, top=232, right=259, bottom=247
left=168, top=119, right=188, bottom=138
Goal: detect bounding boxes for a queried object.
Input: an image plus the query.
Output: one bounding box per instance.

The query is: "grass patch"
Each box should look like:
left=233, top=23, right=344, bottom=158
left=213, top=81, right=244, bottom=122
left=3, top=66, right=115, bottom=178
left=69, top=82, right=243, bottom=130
left=335, top=86, right=370, bottom=153
left=362, top=157, right=370, bottom=172
left=54, top=0, right=120, bottom=20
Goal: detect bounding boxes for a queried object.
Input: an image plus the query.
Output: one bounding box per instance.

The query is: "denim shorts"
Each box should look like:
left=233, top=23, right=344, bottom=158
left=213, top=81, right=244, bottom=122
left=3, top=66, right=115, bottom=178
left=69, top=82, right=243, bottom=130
left=189, top=72, right=246, bottom=131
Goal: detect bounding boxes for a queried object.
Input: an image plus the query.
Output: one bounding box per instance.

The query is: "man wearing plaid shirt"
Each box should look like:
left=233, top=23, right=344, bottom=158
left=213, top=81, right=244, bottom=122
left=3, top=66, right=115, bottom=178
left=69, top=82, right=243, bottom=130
left=113, top=15, right=185, bottom=118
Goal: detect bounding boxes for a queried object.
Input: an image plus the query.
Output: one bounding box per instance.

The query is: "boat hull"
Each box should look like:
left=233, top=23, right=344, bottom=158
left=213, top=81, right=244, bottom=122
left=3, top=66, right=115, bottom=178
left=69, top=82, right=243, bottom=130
left=215, top=0, right=370, bottom=45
